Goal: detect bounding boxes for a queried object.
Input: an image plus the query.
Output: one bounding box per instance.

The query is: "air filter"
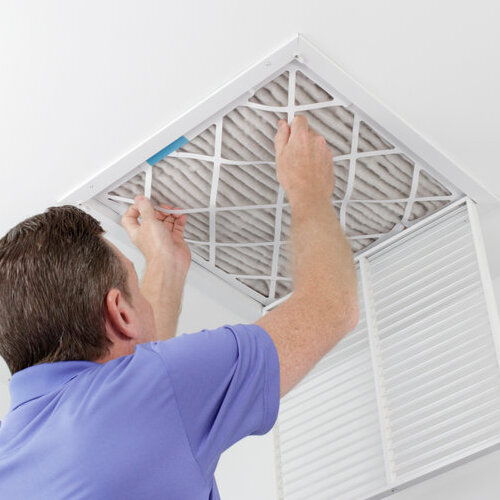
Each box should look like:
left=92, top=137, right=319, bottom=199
left=63, top=36, right=482, bottom=306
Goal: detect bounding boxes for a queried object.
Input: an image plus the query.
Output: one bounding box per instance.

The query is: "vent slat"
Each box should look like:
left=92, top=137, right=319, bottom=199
left=282, top=418, right=381, bottom=471
left=377, top=284, right=482, bottom=338
left=374, top=265, right=478, bottom=315
left=280, top=350, right=372, bottom=409
left=280, top=389, right=376, bottom=453
left=370, top=223, right=470, bottom=279
left=392, top=397, right=500, bottom=452
left=373, top=254, right=475, bottom=301
left=377, top=289, right=483, bottom=339
left=286, top=463, right=384, bottom=500
left=383, top=330, right=491, bottom=382
left=370, top=210, right=468, bottom=268
left=286, top=447, right=383, bottom=490
left=378, top=295, right=484, bottom=345
left=372, top=235, right=472, bottom=288
left=280, top=374, right=374, bottom=430
left=363, top=204, right=500, bottom=483
left=280, top=390, right=375, bottom=443
left=391, top=378, right=500, bottom=436
left=388, top=363, right=497, bottom=415
left=376, top=272, right=480, bottom=328
left=374, top=260, right=477, bottom=311
left=395, top=418, right=500, bottom=474
left=381, top=312, right=487, bottom=360
left=385, top=346, right=494, bottom=395
left=282, top=415, right=381, bottom=473
left=372, top=244, right=475, bottom=300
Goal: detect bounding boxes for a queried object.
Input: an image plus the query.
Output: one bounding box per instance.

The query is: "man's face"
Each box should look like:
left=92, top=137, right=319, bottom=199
left=106, top=240, right=157, bottom=344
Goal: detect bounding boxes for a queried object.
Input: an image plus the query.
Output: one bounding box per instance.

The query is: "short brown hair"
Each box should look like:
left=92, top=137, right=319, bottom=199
left=0, top=205, right=131, bottom=374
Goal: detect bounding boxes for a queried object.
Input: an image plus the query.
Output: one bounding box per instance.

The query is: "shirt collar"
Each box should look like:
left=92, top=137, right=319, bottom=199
left=9, top=360, right=100, bottom=411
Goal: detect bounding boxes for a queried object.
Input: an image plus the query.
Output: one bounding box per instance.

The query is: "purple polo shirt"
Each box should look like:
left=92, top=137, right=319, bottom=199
left=0, top=323, right=280, bottom=499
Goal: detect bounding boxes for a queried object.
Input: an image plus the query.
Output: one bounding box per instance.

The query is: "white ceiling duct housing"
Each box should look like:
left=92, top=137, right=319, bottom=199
left=61, top=35, right=500, bottom=499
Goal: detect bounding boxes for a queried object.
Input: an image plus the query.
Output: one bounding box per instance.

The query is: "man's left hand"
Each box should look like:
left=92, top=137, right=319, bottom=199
left=121, top=196, right=191, bottom=275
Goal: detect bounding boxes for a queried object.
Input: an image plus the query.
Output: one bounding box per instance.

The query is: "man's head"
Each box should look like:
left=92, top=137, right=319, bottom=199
left=0, top=205, right=156, bottom=375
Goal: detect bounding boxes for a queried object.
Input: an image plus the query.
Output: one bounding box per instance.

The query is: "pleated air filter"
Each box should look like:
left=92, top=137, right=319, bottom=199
left=62, top=36, right=500, bottom=498
left=105, top=70, right=457, bottom=303
left=71, top=47, right=464, bottom=306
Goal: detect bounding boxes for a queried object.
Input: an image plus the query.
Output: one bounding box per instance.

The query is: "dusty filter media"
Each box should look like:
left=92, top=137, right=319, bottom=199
left=105, top=68, right=461, bottom=305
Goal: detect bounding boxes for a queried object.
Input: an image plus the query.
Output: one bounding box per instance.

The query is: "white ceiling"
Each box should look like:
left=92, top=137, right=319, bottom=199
left=1, top=0, right=499, bottom=238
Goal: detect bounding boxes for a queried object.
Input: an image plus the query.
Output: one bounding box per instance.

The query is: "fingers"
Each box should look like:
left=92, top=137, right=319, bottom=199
left=133, top=195, right=156, bottom=221
left=290, top=115, right=308, bottom=139
left=274, top=119, right=290, bottom=156
left=309, top=126, right=320, bottom=138
left=155, top=204, right=173, bottom=223
left=157, top=204, right=184, bottom=221
left=121, top=196, right=158, bottom=237
left=172, top=208, right=187, bottom=235
left=121, top=204, right=141, bottom=236
left=157, top=204, right=188, bottom=235
left=158, top=204, right=182, bottom=216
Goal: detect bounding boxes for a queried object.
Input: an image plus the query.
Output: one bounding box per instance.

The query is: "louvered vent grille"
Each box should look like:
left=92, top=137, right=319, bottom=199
left=275, top=201, right=500, bottom=499
left=99, top=66, right=461, bottom=305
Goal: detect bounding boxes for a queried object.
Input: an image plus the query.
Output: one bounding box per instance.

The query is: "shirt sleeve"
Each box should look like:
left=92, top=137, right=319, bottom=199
left=149, top=323, right=280, bottom=477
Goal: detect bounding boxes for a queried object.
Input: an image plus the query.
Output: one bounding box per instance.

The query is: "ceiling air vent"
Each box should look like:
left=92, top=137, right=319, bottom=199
left=61, top=36, right=500, bottom=498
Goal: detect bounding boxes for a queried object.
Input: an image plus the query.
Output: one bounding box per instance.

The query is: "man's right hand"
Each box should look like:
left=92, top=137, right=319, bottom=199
left=274, top=116, right=335, bottom=207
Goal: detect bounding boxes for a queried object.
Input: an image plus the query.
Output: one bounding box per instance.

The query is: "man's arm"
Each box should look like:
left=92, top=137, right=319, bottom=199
left=140, top=258, right=187, bottom=340
left=122, top=198, right=191, bottom=340
left=256, top=117, right=359, bottom=397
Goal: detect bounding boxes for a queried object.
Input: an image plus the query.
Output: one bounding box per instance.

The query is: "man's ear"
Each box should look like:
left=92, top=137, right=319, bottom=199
left=103, top=288, right=138, bottom=341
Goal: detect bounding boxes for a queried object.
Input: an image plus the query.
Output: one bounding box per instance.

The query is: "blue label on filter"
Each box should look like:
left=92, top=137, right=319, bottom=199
left=146, top=136, right=189, bottom=165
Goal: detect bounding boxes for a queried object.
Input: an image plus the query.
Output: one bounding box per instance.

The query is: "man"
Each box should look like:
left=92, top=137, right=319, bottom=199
left=0, top=116, right=358, bottom=499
